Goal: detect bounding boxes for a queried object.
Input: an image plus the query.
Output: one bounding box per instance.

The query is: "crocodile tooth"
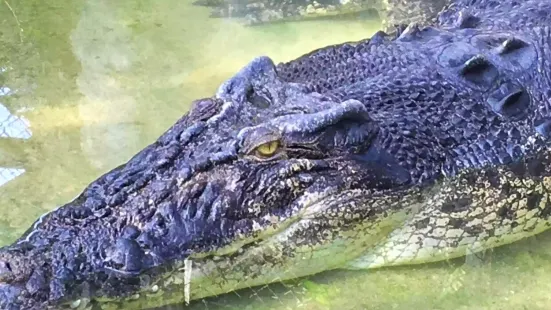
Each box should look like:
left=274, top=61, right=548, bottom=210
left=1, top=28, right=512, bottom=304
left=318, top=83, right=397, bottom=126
left=70, top=300, right=81, bottom=309
left=68, top=298, right=90, bottom=309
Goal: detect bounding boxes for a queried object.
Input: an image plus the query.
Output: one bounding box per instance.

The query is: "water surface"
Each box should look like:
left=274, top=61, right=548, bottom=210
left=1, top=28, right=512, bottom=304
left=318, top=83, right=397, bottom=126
left=1, top=1, right=551, bottom=309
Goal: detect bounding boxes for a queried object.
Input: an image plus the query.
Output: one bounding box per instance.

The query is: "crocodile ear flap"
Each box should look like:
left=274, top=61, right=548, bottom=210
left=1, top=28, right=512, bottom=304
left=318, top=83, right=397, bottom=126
left=267, top=99, right=373, bottom=135
left=347, top=143, right=412, bottom=187
left=237, top=99, right=377, bottom=156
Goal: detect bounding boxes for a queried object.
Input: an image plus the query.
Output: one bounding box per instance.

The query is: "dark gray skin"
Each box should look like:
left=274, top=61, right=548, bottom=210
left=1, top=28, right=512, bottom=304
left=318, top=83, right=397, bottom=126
left=3, top=0, right=551, bottom=309
left=193, top=0, right=449, bottom=31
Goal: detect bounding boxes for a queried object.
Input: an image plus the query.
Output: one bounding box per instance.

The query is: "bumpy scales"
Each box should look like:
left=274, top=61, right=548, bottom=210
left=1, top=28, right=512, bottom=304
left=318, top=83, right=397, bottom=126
left=2, top=0, right=551, bottom=309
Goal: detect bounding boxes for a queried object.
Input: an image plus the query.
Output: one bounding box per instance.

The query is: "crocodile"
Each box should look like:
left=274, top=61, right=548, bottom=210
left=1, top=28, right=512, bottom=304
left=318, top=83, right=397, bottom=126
left=193, top=0, right=450, bottom=31
left=2, top=0, right=551, bottom=309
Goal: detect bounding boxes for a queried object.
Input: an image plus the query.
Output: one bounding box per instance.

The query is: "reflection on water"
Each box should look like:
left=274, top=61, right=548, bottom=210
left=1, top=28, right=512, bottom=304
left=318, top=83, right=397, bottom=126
left=0, top=0, right=551, bottom=309
left=0, top=79, right=30, bottom=187
left=0, top=101, right=32, bottom=140
left=0, top=168, right=24, bottom=187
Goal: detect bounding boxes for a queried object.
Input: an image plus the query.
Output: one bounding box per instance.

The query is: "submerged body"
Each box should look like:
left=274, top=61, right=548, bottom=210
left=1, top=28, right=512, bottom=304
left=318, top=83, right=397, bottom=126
left=194, top=0, right=449, bottom=31
left=2, top=0, right=551, bottom=309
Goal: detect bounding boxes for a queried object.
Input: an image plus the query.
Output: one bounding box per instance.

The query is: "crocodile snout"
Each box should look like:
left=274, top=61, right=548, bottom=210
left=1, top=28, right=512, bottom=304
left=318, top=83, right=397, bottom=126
left=0, top=250, right=33, bottom=283
left=0, top=257, right=24, bottom=309
left=0, top=249, right=43, bottom=309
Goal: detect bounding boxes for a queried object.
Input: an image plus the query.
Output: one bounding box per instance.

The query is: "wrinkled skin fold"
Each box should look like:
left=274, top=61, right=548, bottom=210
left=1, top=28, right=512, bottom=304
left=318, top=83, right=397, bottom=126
left=3, top=0, right=551, bottom=309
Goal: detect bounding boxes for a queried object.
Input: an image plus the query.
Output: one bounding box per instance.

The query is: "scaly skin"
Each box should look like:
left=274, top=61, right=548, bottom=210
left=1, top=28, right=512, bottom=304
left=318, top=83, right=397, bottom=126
left=2, top=0, right=551, bottom=309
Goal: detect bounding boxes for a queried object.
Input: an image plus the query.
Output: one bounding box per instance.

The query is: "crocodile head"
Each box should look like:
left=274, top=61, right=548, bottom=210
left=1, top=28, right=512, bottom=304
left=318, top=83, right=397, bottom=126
left=2, top=1, right=551, bottom=307
left=0, top=56, right=416, bottom=309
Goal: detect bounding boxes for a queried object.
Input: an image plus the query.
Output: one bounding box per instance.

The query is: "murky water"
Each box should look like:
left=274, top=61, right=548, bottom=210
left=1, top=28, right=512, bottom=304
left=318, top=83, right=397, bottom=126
left=1, top=1, right=551, bottom=309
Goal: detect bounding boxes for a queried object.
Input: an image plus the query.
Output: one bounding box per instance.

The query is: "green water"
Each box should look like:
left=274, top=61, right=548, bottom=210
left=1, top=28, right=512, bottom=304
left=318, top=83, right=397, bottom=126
left=1, top=1, right=551, bottom=309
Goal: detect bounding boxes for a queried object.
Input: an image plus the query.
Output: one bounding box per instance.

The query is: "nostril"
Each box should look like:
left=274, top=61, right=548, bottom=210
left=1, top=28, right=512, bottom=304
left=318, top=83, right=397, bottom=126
left=0, top=260, right=13, bottom=282
left=1, top=262, right=11, bottom=272
left=0, top=251, right=33, bottom=284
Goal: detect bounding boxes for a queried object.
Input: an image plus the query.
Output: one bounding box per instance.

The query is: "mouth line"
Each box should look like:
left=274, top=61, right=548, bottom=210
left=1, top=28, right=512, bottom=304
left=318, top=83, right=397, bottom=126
left=191, top=188, right=336, bottom=260
left=56, top=189, right=337, bottom=309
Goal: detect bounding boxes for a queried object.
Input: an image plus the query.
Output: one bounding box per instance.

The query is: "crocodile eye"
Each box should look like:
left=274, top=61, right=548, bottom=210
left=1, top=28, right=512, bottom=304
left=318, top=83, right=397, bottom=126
left=254, top=140, right=281, bottom=158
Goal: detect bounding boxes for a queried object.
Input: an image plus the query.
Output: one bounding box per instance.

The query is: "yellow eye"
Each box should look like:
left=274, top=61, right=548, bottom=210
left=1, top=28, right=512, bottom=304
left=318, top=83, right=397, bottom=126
left=254, top=141, right=280, bottom=157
